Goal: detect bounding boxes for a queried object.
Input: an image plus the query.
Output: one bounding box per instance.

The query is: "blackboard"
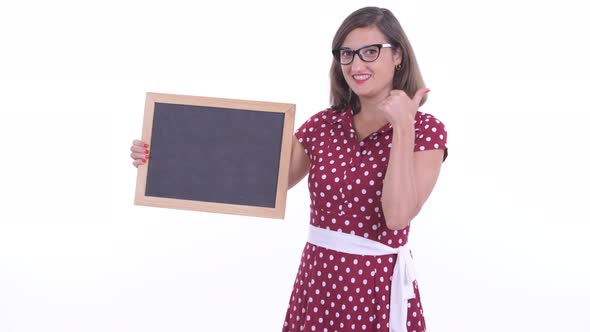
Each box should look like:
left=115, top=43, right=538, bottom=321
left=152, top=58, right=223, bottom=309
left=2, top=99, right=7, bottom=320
left=134, top=92, right=296, bottom=219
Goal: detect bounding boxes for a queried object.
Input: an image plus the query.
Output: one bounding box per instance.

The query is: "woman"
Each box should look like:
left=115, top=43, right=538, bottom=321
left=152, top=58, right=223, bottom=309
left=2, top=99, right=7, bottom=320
left=130, top=6, right=447, bottom=332
left=282, top=7, right=447, bottom=332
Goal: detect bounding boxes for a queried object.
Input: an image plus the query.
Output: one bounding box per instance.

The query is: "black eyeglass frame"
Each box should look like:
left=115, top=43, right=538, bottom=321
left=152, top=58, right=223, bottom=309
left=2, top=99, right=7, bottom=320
left=332, top=43, right=394, bottom=65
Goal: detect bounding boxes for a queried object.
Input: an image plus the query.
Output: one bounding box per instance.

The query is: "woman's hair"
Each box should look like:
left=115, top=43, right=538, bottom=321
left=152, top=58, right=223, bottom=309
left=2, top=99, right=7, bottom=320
left=330, top=7, right=426, bottom=113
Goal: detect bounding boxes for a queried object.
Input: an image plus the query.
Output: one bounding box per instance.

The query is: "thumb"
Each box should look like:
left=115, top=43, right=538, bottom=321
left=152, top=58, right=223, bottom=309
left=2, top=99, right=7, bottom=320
left=412, top=88, right=430, bottom=105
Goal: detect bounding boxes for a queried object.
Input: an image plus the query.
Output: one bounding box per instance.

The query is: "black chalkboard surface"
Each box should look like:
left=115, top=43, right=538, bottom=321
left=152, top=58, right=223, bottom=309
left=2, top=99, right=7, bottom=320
left=135, top=92, right=296, bottom=219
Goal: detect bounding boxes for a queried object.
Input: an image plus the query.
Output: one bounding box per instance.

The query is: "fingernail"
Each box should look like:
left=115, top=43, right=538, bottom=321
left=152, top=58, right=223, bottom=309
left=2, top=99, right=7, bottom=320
left=141, top=159, right=146, bottom=163
left=145, top=149, right=149, bottom=154
left=145, top=155, right=150, bottom=159
left=144, top=144, right=149, bottom=148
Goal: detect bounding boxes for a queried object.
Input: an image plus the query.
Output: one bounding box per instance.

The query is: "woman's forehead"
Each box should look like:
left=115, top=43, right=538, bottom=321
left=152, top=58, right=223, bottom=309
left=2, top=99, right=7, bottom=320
left=341, top=26, right=387, bottom=48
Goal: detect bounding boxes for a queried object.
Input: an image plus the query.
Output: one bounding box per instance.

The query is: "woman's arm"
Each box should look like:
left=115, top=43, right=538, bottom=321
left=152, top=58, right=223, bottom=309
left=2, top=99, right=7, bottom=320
left=378, top=89, right=445, bottom=230
left=380, top=119, right=444, bottom=230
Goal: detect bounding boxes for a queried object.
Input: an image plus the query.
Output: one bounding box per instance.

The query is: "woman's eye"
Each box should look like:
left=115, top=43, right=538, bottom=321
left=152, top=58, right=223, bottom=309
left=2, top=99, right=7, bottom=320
left=341, top=50, right=353, bottom=57
left=363, top=48, right=378, bottom=56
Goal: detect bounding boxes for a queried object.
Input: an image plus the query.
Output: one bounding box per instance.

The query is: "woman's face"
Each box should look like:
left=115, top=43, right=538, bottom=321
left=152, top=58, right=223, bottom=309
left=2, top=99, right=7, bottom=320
left=340, top=26, right=400, bottom=103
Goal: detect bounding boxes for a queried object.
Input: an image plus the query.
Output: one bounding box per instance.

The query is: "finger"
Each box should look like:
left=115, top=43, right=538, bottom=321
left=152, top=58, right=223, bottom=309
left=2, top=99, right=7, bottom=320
left=130, top=144, right=150, bottom=154
left=130, top=151, right=149, bottom=160
left=412, top=88, right=430, bottom=105
left=133, top=159, right=147, bottom=168
left=388, top=89, right=406, bottom=97
left=133, top=139, right=149, bottom=148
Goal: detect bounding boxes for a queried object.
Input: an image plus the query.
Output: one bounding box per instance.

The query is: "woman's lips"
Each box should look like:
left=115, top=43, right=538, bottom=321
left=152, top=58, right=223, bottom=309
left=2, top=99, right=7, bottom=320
left=352, top=73, right=371, bottom=83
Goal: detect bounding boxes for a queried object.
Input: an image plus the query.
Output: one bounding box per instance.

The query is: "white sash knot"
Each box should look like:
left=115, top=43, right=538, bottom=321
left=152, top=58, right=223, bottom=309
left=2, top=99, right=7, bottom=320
left=307, top=225, right=417, bottom=332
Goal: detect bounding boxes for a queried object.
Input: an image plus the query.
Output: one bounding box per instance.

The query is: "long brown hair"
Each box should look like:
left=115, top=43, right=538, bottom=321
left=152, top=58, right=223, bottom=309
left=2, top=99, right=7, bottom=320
left=330, top=7, right=426, bottom=114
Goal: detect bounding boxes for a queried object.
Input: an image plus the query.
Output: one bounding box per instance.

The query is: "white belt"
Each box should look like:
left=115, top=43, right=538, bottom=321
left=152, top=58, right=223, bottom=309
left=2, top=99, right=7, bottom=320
left=307, top=225, right=417, bottom=332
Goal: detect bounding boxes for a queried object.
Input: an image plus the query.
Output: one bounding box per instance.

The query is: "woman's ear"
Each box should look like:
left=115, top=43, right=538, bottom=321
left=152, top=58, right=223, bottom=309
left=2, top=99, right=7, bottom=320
left=393, top=48, right=402, bottom=66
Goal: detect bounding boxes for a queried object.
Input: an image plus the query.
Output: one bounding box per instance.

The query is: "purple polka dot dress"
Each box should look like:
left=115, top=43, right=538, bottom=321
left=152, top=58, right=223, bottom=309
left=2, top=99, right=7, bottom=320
left=282, top=107, right=448, bottom=332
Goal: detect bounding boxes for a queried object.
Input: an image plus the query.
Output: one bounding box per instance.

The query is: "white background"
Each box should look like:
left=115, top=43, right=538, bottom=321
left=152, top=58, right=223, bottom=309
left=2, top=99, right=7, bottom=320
left=1, top=0, right=589, bottom=331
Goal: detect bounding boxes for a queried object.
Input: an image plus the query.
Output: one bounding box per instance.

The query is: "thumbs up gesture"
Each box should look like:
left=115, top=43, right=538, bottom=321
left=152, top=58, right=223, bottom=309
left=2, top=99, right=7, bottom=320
left=378, top=88, right=430, bottom=125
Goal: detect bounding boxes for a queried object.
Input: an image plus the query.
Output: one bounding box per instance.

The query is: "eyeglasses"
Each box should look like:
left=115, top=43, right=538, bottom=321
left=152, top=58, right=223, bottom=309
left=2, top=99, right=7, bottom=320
left=332, top=43, right=393, bottom=65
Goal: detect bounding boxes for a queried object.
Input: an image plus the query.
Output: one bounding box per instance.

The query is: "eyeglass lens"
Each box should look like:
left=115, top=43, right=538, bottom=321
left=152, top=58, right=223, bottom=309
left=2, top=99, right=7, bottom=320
left=339, top=45, right=381, bottom=64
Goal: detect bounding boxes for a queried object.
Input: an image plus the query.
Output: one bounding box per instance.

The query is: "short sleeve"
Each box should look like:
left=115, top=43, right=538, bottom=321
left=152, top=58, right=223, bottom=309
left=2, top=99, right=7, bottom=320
left=414, top=112, right=448, bottom=161
left=294, top=110, right=328, bottom=159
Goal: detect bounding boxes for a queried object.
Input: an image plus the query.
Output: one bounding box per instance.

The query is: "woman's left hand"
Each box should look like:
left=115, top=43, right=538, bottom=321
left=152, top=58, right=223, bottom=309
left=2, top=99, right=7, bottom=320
left=378, top=88, right=430, bottom=125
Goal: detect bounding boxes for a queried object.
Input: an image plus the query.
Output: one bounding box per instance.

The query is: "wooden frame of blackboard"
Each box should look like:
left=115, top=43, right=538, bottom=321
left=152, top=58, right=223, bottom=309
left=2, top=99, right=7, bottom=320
left=134, top=92, right=296, bottom=219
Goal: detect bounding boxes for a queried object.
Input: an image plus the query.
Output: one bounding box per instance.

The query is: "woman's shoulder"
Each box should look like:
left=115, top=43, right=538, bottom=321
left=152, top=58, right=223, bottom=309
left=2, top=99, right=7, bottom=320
left=304, top=107, right=354, bottom=126
left=297, top=107, right=349, bottom=131
left=302, top=107, right=346, bottom=124
left=415, top=111, right=446, bottom=127
left=414, top=111, right=447, bottom=135
left=414, top=111, right=448, bottom=160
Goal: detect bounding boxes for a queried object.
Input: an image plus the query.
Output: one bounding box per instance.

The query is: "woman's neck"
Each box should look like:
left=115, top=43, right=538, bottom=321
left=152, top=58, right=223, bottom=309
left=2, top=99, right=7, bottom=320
left=357, top=95, right=388, bottom=126
left=353, top=96, right=390, bottom=140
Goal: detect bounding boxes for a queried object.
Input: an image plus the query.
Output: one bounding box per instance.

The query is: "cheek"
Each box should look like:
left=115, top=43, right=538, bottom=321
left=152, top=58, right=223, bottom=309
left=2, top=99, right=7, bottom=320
left=341, top=66, right=352, bottom=78
left=342, top=69, right=355, bottom=85
left=377, top=65, right=396, bottom=83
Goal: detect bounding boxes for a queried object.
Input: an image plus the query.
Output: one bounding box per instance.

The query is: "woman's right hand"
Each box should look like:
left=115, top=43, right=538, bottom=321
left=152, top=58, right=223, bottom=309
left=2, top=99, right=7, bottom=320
left=130, top=139, right=149, bottom=168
